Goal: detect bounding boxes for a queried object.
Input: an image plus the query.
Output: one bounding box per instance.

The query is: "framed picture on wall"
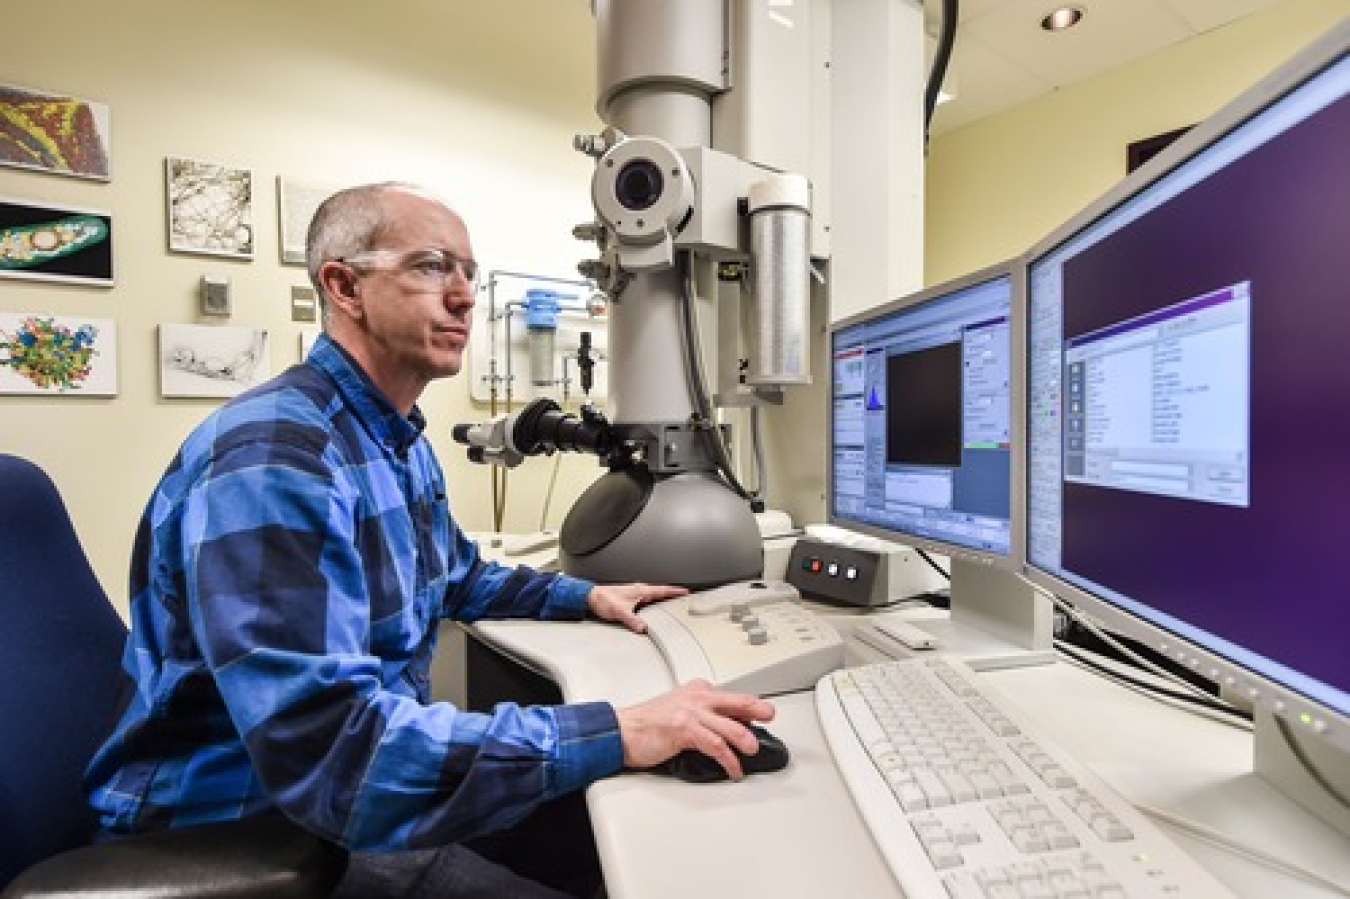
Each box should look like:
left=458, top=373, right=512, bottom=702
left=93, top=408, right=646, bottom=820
left=158, top=323, right=270, bottom=398
left=0, top=83, right=111, bottom=181
left=0, top=196, right=114, bottom=287
left=278, top=176, right=340, bottom=265
left=0, top=313, right=118, bottom=395
left=165, top=156, right=254, bottom=259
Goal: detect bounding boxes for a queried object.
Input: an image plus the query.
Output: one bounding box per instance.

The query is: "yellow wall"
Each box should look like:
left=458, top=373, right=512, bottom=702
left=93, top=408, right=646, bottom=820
left=4, top=0, right=1344, bottom=616
left=0, top=0, right=605, bottom=613
left=925, top=0, right=1347, bottom=284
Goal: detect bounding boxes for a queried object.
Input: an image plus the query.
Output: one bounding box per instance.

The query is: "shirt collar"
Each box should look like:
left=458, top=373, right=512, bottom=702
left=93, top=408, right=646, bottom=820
left=308, top=334, right=427, bottom=457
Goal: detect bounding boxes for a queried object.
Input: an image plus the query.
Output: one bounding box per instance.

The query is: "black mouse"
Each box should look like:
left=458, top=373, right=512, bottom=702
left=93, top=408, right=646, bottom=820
left=657, top=724, right=790, bottom=783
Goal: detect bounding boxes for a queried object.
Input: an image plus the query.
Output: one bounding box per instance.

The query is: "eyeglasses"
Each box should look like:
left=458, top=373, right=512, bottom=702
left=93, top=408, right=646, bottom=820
left=339, top=248, right=479, bottom=291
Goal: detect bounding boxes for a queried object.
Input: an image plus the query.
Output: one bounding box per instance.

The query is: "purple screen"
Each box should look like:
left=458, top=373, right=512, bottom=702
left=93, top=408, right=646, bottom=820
left=1058, top=91, right=1350, bottom=694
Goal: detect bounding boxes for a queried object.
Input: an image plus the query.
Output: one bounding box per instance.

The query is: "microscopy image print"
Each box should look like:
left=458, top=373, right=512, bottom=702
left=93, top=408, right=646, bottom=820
left=158, top=323, right=269, bottom=398
left=0, top=312, right=118, bottom=396
left=0, top=84, right=111, bottom=180
left=166, top=156, right=254, bottom=258
left=0, top=198, right=114, bottom=286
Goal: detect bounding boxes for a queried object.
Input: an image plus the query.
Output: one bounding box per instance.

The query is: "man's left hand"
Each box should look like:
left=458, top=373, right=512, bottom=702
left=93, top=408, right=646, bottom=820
left=587, top=583, right=689, bottom=633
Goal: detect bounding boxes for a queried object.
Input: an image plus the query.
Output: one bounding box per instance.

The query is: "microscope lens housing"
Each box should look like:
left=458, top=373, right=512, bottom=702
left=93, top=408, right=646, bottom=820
left=616, top=158, right=665, bottom=211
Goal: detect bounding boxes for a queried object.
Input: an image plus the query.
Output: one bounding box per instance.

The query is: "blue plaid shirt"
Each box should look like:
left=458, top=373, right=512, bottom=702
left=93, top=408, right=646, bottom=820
left=85, top=335, right=623, bottom=850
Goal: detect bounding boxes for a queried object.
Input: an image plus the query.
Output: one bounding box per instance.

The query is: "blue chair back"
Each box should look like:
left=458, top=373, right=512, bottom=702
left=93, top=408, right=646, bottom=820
left=0, top=454, right=129, bottom=887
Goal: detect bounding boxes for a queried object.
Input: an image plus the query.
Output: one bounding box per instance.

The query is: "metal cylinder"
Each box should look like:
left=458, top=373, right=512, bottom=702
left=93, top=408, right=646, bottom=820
left=604, top=89, right=715, bottom=150
left=593, top=0, right=725, bottom=121
left=608, top=266, right=695, bottom=423
left=745, top=173, right=812, bottom=387
left=590, top=0, right=717, bottom=427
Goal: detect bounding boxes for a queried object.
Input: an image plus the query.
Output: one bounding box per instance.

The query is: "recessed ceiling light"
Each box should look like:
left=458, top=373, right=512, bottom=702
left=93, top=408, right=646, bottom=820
left=1041, top=5, right=1085, bottom=31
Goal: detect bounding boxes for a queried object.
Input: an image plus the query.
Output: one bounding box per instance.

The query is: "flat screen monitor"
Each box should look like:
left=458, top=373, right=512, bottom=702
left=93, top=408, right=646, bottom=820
left=830, top=263, right=1049, bottom=665
left=1024, top=23, right=1350, bottom=827
left=829, top=262, right=1016, bottom=566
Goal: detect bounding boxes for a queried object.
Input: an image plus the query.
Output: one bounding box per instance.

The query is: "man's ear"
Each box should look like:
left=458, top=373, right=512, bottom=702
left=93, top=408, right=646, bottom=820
left=318, top=261, right=363, bottom=319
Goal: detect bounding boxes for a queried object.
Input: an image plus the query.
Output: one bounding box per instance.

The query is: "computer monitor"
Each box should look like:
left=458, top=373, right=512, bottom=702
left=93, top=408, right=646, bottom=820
left=1024, top=23, right=1350, bottom=835
left=829, top=262, right=1051, bottom=667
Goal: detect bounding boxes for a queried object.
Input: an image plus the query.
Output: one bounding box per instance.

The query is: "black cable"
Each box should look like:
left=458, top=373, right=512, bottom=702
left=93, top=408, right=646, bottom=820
left=1057, top=641, right=1252, bottom=723
left=675, top=251, right=754, bottom=502
left=1058, top=610, right=1218, bottom=698
left=915, top=547, right=951, bottom=581
left=924, top=0, right=960, bottom=150
left=749, top=403, right=767, bottom=502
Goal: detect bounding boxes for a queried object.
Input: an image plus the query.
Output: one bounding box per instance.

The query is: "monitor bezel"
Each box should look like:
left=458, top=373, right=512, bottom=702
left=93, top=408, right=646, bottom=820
left=1019, top=21, right=1350, bottom=751
left=827, top=258, right=1025, bottom=574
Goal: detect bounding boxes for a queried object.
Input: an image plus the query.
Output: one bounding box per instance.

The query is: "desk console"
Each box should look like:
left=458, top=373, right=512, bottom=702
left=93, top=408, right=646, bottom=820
left=638, top=580, right=845, bottom=696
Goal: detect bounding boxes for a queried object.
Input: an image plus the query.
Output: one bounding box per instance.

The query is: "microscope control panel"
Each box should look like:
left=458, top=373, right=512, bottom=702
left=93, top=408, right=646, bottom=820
left=638, top=580, right=845, bottom=697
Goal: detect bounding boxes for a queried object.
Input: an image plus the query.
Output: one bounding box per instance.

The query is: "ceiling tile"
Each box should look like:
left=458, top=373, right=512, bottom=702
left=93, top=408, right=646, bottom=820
left=930, top=30, right=1048, bottom=133
left=1164, top=0, right=1284, bottom=33
left=961, top=0, right=1193, bottom=88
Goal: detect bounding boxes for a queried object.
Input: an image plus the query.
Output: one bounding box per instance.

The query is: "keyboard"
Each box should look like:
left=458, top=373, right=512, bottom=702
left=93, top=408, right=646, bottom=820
left=816, top=657, right=1237, bottom=898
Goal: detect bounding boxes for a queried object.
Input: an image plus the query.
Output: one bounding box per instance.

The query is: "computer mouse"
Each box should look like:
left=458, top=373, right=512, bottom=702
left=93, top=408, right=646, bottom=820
left=657, top=724, right=790, bottom=783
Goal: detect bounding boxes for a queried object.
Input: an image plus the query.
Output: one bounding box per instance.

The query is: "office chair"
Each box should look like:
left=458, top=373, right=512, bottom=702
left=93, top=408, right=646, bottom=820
left=0, top=454, right=347, bottom=898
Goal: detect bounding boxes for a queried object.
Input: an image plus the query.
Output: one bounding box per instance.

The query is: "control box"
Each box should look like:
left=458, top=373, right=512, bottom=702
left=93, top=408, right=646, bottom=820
left=786, top=536, right=943, bottom=607
left=639, top=580, right=845, bottom=696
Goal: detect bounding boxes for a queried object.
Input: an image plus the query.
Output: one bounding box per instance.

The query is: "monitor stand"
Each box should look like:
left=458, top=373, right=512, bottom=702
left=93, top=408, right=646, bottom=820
left=1254, top=706, right=1350, bottom=841
left=911, top=560, right=1055, bottom=671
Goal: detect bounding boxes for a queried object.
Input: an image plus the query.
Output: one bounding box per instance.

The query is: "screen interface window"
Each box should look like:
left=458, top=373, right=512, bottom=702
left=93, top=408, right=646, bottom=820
left=832, top=274, right=1013, bottom=556
left=1064, top=281, right=1250, bottom=507
left=1027, top=56, right=1350, bottom=718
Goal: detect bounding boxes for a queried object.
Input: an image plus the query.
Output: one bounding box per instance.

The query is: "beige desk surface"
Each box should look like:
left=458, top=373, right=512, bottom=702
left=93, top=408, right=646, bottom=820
left=469, top=612, right=1350, bottom=899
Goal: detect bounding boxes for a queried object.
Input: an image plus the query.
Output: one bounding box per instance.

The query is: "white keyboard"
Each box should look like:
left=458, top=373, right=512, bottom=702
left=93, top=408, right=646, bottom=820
left=817, top=658, right=1237, bottom=898
left=639, top=580, right=845, bottom=696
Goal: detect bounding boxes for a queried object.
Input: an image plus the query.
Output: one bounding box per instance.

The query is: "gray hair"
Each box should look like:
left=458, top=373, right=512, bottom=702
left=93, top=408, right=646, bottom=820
left=305, top=181, right=442, bottom=307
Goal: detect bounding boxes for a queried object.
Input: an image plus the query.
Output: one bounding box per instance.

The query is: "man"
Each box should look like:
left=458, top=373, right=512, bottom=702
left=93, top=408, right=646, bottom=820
left=86, top=182, right=775, bottom=897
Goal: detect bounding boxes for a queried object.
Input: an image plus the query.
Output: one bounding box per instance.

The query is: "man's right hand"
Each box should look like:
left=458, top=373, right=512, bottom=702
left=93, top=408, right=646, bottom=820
left=615, top=680, right=776, bottom=781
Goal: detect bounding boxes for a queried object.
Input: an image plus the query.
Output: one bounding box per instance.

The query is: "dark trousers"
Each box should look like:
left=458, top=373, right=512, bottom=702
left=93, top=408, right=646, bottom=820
left=333, top=791, right=603, bottom=899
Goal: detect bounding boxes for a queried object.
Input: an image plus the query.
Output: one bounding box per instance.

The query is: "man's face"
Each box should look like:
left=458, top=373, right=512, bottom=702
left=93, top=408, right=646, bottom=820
left=346, top=191, right=477, bottom=387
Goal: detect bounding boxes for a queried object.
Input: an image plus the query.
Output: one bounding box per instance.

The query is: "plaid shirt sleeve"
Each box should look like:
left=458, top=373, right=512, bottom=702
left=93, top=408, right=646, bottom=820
left=86, top=346, right=625, bottom=851
left=438, top=525, right=596, bottom=624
